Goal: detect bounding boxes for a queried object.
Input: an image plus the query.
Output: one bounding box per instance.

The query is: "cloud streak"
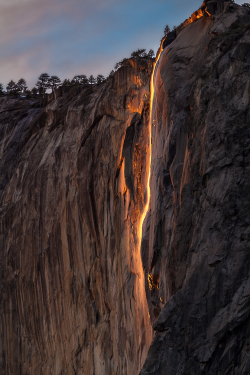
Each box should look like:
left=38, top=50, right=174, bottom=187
left=0, top=0, right=246, bottom=89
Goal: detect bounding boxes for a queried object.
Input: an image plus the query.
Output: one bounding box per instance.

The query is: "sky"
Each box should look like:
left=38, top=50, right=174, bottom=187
left=0, top=0, right=246, bottom=90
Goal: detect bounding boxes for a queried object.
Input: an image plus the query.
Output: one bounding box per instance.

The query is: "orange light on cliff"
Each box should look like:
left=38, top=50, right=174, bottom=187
left=137, top=41, right=164, bottom=245
left=183, top=8, right=203, bottom=27
left=148, top=273, right=159, bottom=290
left=138, top=8, right=205, bottom=248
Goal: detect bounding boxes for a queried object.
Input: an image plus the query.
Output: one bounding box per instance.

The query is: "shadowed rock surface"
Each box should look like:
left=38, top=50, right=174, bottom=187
left=140, top=1, right=250, bottom=374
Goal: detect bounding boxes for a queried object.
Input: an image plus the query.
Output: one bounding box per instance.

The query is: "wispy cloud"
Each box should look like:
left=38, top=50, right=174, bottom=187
left=0, top=0, right=246, bottom=89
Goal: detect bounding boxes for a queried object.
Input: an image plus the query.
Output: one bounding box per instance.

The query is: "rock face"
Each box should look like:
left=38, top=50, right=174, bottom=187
left=163, top=31, right=176, bottom=49
left=1, top=1, right=250, bottom=375
left=140, top=2, right=250, bottom=374
left=0, top=59, right=153, bottom=375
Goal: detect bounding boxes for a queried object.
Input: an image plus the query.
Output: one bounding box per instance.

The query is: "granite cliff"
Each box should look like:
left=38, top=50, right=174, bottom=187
left=0, top=59, right=153, bottom=375
left=141, top=1, right=250, bottom=374
left=1, top=1, right=250, bottom=374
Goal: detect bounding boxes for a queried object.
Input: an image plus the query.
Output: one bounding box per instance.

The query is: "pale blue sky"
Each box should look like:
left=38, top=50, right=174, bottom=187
left=0, top=0, right=246, bottom=89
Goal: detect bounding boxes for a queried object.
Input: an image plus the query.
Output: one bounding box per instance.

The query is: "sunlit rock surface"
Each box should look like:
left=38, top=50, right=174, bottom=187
left=0, top=59, right=153, bottom=375
left=141, top=2, right=250, bottom=374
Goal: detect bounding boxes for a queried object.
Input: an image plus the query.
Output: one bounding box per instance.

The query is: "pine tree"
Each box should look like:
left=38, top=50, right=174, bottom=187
left=164, top=25, right=170, bottom=35
left=31, top=87, right=38, bottom=96
left=88, top=75, right=96, bottom=85
left=131, top=49, right=147, bottom=58
left=38, top=86, right=43, bottom=96
left=17, top=78, right=27, bottom=93
left=36, top=73, right=50, bottom=98
left=147, top=49, right=155, bottom=59
left=0, top=83, right=4, bottom=94
left=79, top=75, right=89, bottom=84
left=96, top=75, right=105, bottom=84
left=114, top=62, right=121, bottom=70
left=25, top=90, right=32, bottom=99
left=6, top=80, right=17, bottom=94
left=48, top=76, right=61, bottom=92
left=72, top=75, right=89, bottom=85
left=62, top=79, right=71, bottom=86
left=114, top=58, right=129, bottom=71
left=72, top=75, right=81, bottom=84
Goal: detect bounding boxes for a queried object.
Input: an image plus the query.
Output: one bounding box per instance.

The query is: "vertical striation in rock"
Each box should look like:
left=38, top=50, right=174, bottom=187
left=2, top=1, right=250, bottom=374
left=0, top=59, right=153, bottom=374
left=141, top=1, right=250, bottom=374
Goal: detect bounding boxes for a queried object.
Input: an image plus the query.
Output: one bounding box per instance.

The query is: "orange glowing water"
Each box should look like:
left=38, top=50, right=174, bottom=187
left=138, top=41, right=165, bottom=245
left=132, top=42, right=167, bottom=348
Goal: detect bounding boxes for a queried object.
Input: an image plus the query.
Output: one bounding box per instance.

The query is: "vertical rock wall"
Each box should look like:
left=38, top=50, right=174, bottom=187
left=0, top=59, right=153, bottom=375
left=141, top=3, right=250, bottom=374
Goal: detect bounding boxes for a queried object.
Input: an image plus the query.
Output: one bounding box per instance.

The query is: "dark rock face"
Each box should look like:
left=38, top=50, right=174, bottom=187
left=0, top=59, right=153, bottom=375
left=204, top=0, right=228, bottom=16
left=43, top=86, right=72, bottom=106
left=140, top=3, right=250, bottom=375
left=163, top=31, right=176, bottom=49
left=206, top=1, right=223, bottom=16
